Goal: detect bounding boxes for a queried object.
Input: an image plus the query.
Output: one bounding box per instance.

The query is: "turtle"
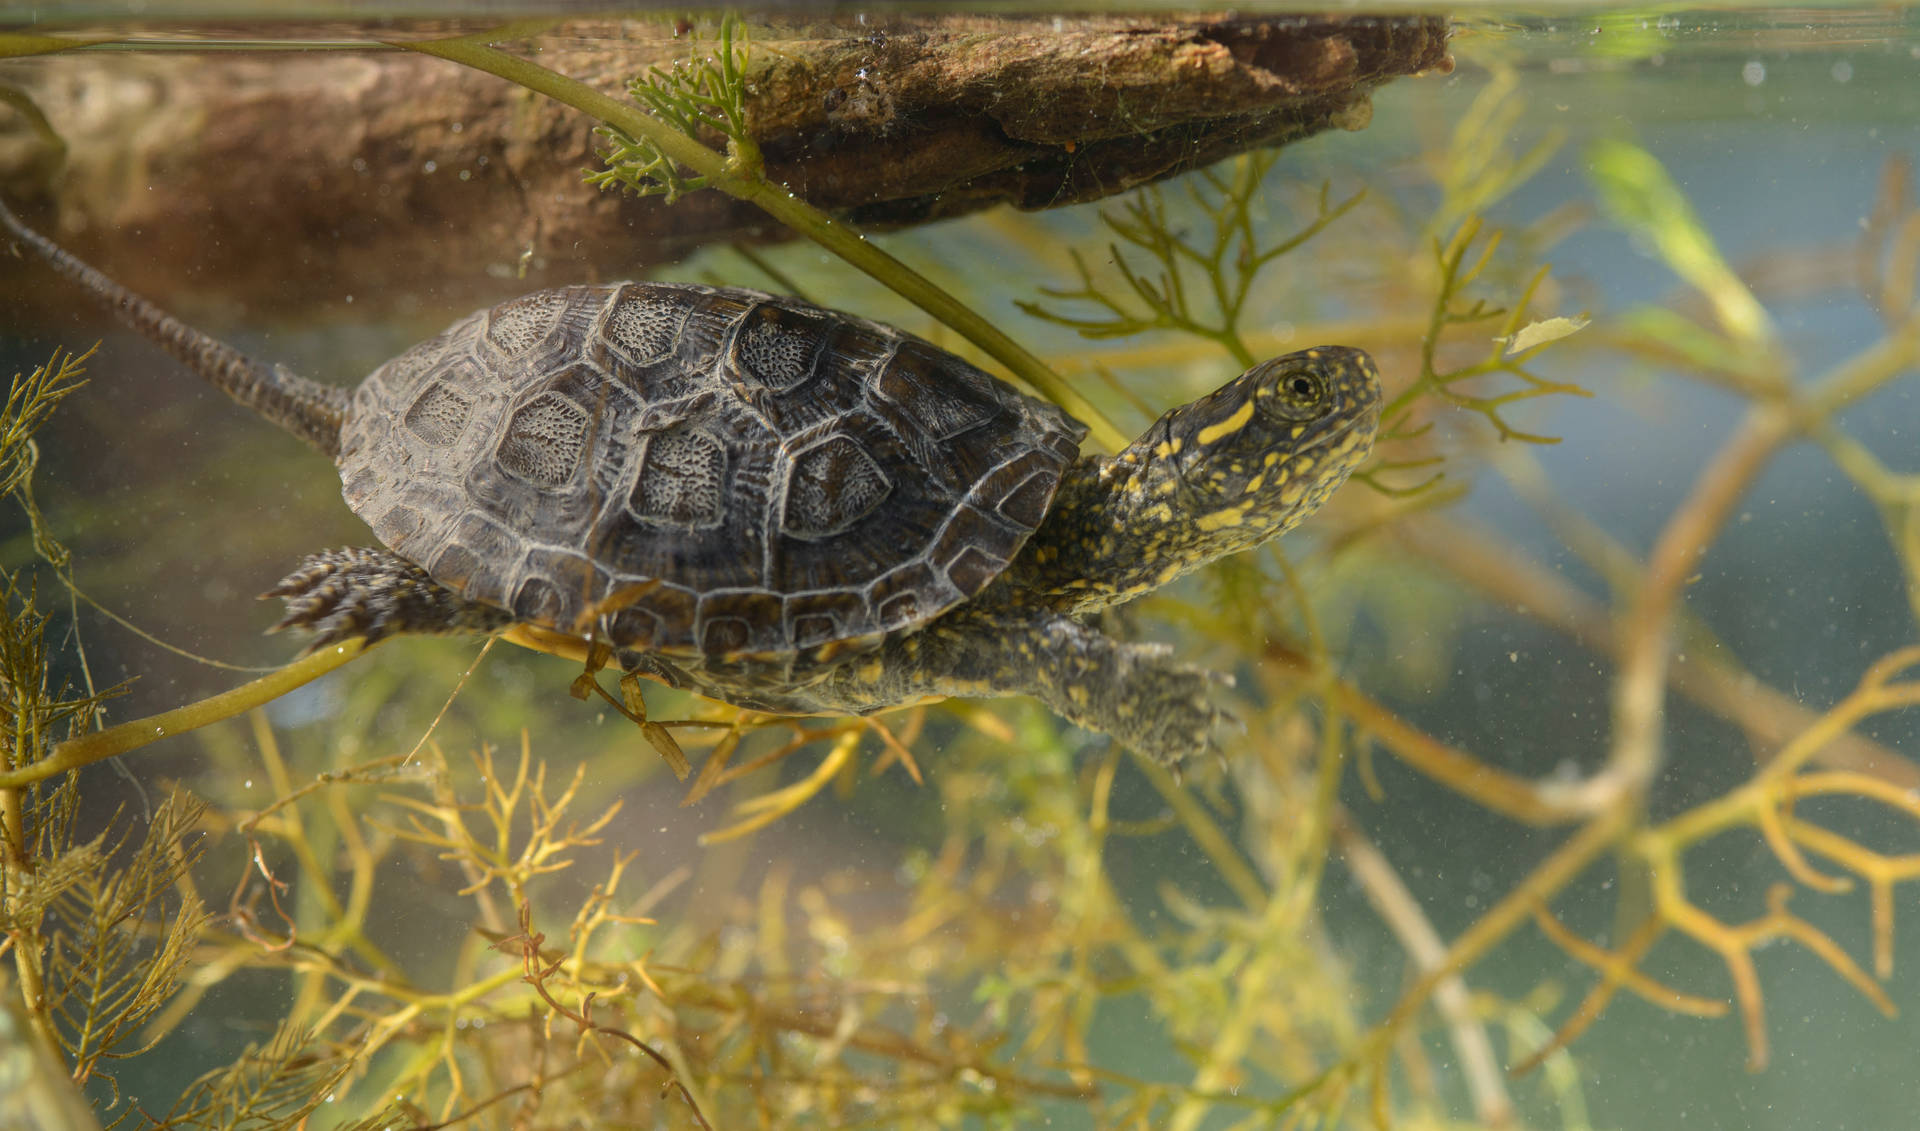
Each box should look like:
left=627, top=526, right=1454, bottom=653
left=0, top=197, right=1380, bottom=764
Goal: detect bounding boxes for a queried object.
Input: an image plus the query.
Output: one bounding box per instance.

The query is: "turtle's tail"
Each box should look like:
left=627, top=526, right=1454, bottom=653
left=0, top=196, right=347, bottom=458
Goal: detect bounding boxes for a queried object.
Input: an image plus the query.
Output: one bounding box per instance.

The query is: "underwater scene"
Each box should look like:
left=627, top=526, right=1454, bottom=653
left=1, top=8, right=1917, bottom=1130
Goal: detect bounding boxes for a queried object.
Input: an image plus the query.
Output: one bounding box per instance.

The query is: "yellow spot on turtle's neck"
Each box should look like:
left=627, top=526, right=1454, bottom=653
left=1196, top=506, right=1245, bottom=532
left=1195, top=400, right=1254, bottom=448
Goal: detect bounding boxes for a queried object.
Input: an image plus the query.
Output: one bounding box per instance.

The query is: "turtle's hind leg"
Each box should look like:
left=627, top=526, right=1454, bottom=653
left=265, top=547, right=513, bottom=651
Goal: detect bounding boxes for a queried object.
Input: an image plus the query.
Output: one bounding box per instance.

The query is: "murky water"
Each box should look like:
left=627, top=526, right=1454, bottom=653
left=2, top=10, right=1917, bottom=1130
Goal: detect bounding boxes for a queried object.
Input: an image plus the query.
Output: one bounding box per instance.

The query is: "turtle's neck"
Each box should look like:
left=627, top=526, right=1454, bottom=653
left=985, top=438, right=1204, bottom=616
left=981, top=376, right=1378, bottom=618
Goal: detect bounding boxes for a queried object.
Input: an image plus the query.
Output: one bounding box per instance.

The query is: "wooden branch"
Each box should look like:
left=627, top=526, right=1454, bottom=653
left=0, top=14, right=1448, bottom=327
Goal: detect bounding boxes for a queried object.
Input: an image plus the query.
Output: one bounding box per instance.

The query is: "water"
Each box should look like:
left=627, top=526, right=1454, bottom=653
left=2, top=10, right=1918, bottom=1130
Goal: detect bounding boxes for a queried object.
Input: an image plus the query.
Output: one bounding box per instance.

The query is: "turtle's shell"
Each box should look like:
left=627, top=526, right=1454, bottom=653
left=336, top=284, right=1086, bottom=659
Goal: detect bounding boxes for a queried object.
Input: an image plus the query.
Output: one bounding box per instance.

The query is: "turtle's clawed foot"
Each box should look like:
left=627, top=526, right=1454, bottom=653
left=1017, top=618, right=1242, bottom=766
left=1125, top=663, right=1241, bottom=766
left=264, top=546, right=512, bottom=651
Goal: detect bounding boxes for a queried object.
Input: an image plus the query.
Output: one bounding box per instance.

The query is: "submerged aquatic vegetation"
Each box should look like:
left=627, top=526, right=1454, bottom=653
left=585, top=16, right=756, bottom=205
left=1017, top=152, right=1366, bottom=369
left=0, top=22, right=1916, bottom=1131
left=1, top=354, right=211, bottom=1118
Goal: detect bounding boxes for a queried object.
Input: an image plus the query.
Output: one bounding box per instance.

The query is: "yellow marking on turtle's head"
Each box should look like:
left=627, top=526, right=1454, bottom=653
left=1194, top=399, right=1255, bottom=448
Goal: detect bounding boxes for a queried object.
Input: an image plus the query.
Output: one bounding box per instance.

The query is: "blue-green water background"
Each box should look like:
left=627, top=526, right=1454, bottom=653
left=3, top=9, right=1919, bottom=1129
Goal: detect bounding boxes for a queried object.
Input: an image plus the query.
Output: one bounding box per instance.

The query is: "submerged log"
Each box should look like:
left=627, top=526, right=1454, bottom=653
left=0, top=14, right=1449, bottom=327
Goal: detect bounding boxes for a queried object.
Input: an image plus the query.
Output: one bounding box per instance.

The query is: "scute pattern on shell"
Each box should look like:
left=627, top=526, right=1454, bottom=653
left=337, top=283, right=1087, bottom=659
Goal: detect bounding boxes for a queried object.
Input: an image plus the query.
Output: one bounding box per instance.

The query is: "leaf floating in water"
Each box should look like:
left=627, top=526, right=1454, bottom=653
left=1588, top=138, right=1776, bottom=348
left=1502, top=314, right=1590, bottom=357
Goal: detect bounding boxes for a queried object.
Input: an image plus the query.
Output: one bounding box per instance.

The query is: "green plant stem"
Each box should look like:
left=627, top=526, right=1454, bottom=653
left=0, top=33, right=104, bottom=58
left=0, top=641, right=366, bottom=789
left=1, top=788, right=65, bottom=1080
left=1366, top=805, right=1632, bottom=1114
left=0, top=785, right=22, bottom=870
left=5, top=932, right=63, bottom=1087
left=392, top=34, right=1128, bottom=451
left=1807, top=313, right=1920, bottom=416
left=1131, top=755, right=1265, bottom=908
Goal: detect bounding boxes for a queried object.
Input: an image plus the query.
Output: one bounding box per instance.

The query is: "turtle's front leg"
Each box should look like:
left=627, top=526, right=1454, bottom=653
left=828, top=613, right=1236, bottom=764
left=264, top=547, right=514, bottom=650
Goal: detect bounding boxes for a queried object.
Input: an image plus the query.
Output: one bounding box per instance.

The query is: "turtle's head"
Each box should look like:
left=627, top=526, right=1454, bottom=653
left=1159, top=345, right=1382, bottom=551
left=962, top=345, right=1381, bottom=615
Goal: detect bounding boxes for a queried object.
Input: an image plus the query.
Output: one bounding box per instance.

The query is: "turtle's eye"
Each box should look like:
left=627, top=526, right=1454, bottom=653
left=1256, top=367, right=1327, bottom=422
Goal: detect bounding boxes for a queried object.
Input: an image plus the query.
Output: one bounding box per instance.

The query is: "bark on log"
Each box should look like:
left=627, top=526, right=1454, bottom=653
left=0, top=14, right=1448, bottom=328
